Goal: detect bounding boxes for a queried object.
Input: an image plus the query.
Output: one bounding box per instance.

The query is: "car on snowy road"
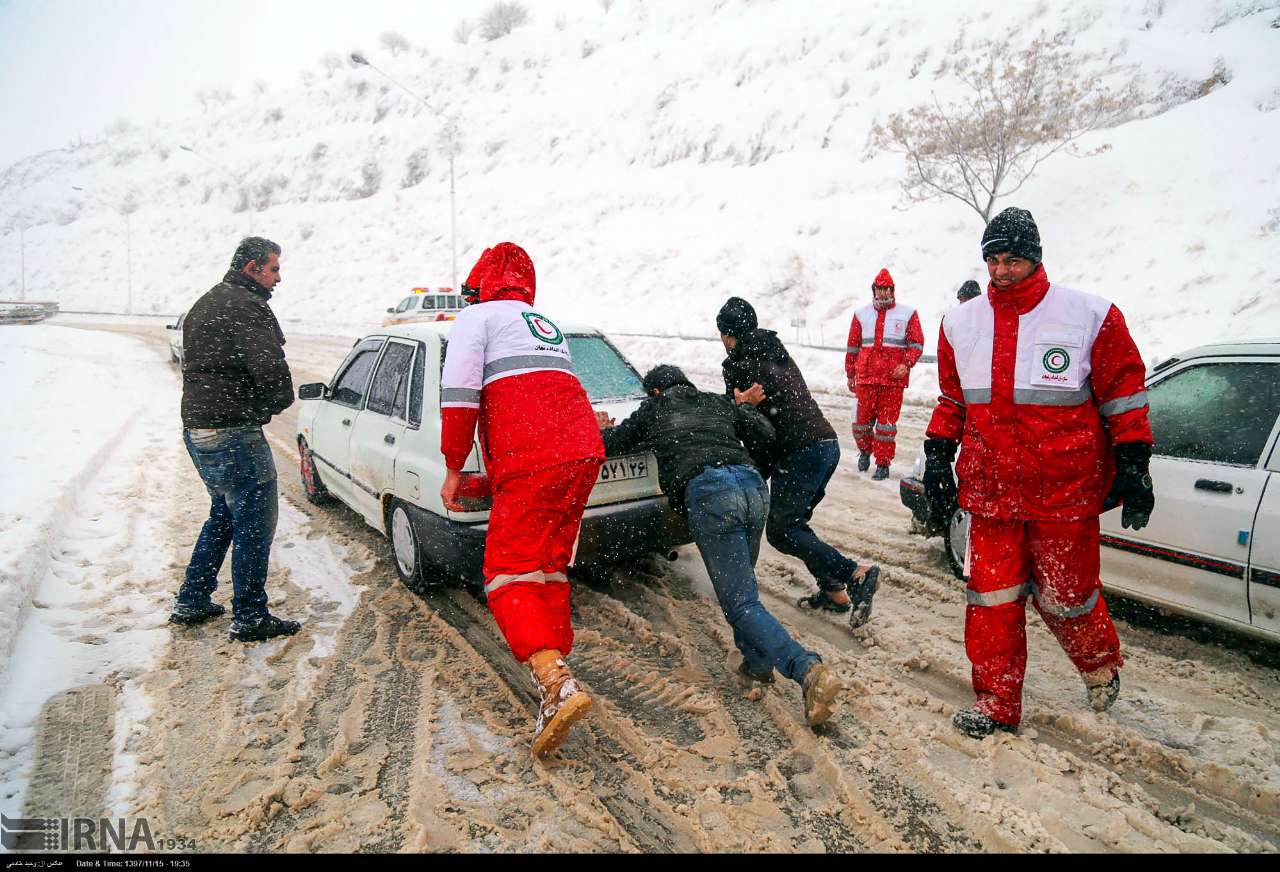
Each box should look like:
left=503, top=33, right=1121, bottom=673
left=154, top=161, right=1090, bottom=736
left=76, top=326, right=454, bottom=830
left=900, top=339, right=1280, bottom=644
left=294, top=320, right=691, bottom=590
left=165, top=311, right=187, bottom=366
left=382, top=287, right=467, bottom=326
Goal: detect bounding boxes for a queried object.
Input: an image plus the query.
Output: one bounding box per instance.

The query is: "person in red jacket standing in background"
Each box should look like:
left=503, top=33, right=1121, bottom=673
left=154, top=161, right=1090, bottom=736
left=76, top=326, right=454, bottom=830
left=845, top=268, right=925, bottom=481
left=440, top=242, right=606, bottom=759
left=922, top=208, right=1155, bottom=739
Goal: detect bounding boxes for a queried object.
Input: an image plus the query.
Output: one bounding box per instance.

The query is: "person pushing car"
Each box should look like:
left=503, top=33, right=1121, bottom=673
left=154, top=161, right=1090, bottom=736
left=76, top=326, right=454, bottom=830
left=439, top=242, right=605, bottom=759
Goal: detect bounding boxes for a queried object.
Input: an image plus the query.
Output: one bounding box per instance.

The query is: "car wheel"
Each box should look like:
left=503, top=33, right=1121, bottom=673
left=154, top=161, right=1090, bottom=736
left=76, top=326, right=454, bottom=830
left=942, top=507, right=971, bottom=581
left=388, top=500, right=430, bottom=592
left=298, top=437, right=331, bottom=505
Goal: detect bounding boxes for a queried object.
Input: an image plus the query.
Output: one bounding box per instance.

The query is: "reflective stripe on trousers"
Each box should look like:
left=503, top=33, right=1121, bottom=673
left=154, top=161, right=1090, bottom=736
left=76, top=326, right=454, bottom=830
left=484, top=569, right=570, bottom=596
left=966, top=580, right=1100, bottom=618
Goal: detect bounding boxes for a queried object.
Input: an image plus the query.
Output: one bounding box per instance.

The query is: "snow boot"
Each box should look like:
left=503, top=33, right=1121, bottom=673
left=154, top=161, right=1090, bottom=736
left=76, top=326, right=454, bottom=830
left=871, top=465, right=890, bottom=481
left=736, top=660, right=776, bottom=687
left=952, top=708, right=1017, bottom=739
left=801, top=663, right=843, bottom=727
left=1083, top=667, right=1120, bottom=712
left=169, top=601, right=226, bottom=626
left=797, top=590, right=852, bottom=614
left=228, top=613, right=301, bottom=642
left=529, top=648, right=592, bottom=758
left=856, top=451, right=872, bottom=472
left=848, top=566, right=882, bottom=630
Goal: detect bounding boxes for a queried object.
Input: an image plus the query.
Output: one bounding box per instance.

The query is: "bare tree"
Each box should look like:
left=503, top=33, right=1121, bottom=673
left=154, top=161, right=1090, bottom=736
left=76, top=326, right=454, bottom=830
left=873, top=39, right=1138, bottom=223
left=454, top=18, right=476, bottom=45
left=380, top=31, right=411, bottom=56
left=479, top=1, right=529, bottom=41
left=320, top=53, right=343, bottom=78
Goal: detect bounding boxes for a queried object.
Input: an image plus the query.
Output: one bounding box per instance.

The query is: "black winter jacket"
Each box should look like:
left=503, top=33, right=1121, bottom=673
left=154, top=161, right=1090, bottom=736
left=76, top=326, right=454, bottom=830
left=181, top=270, right=294, bottom=429
left=600, top=384, right=775, bottom=515
left=721, top=329, right=836, bottom=463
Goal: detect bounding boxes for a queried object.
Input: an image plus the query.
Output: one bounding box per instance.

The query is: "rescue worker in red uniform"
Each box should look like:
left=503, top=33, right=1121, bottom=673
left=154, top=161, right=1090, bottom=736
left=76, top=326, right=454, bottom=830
left=923, top=208, right=1155, bottom=738
left=845, top=268, right=925, bottom=481
left=440, top=242, right=606, bottom=758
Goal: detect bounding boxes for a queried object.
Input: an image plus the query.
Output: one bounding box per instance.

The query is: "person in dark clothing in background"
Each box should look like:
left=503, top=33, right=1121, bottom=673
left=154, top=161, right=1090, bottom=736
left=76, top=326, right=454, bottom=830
left=716, top=297, right=882, bottom=628
left=956, top=280, right=982, bottom=303
left=173, top=236, right=299, bottom=643
left=598, top=365, right=845, bottom=727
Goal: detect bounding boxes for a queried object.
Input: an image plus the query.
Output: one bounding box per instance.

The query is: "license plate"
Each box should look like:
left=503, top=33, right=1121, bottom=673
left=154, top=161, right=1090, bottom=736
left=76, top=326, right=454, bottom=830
left=598, top=455, right=649, bottom=483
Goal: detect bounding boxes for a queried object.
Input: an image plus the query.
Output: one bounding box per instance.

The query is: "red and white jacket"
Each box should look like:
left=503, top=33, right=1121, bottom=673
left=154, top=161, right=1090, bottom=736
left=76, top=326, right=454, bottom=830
left=926, top=266, right=1153, bottom=522
left=844, top=302, right=925, bottom=387
left=440, top=246, right=603, bottom=487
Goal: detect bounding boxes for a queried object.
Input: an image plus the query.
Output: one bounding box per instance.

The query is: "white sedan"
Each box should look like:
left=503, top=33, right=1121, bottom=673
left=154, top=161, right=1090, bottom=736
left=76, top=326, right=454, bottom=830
left=295, top=320, right=690, bottom=590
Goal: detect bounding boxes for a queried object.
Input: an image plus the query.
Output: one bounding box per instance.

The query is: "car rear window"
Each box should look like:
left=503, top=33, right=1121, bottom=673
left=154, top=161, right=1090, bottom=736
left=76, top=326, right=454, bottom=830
left=567, top=335, right=644, bottom=402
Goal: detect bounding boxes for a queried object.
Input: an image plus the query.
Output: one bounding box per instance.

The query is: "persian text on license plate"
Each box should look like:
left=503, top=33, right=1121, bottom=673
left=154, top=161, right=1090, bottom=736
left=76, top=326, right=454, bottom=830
left=598, top=456, right=649, bottom=483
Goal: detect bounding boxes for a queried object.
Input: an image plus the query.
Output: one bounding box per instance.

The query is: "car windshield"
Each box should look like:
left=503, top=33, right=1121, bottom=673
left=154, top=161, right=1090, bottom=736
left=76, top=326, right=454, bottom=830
left=567, top=335, right=644, bottom=402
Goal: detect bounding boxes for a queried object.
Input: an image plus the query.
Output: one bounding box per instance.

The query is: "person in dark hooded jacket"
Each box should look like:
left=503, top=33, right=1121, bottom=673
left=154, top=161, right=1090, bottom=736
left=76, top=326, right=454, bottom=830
left=717, top=297, right=882, bottom=628
left=599, top=365, right=845, bottom=726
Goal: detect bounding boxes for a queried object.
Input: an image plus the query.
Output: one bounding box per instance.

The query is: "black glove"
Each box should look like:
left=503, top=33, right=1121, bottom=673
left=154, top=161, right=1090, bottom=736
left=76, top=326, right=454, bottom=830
left=1103, top=442, right=1155, bottom=531
left=922, top=438, right=959, bottom=527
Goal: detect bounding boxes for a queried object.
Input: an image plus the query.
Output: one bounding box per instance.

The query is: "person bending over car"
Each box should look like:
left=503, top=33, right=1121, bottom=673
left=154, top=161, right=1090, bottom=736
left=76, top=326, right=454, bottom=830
left=439, top=242, right=605, bottom=759
left=923, top=207, right=1155, bottom=739
left=172, top=236, right=300, bottom=643
left=598, top=365, right=845, bottom=727
left=717, top=297, right=881, bottom=627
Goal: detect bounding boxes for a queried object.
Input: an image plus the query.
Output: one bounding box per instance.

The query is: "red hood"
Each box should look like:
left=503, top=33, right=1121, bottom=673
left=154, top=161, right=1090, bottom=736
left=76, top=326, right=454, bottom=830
left=465, top=242, right=536, bottom=305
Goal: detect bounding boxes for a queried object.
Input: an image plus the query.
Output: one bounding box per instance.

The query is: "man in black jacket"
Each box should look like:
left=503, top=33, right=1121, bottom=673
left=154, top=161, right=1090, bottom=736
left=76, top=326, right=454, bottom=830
left=717, top=297, right=881, bottom=627
left=599, top=365, right=844, bottom=727
left=172, top=237, right=300, bottom=642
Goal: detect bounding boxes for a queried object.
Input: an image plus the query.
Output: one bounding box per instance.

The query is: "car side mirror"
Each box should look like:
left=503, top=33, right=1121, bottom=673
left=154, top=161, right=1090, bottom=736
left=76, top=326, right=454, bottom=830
left=386, top=307, right=395, bottom=313
left=298, top=383, right=327, bottom=400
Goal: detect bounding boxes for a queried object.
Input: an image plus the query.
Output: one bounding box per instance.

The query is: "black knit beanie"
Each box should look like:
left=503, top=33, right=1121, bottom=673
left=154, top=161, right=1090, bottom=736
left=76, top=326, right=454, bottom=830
left=956, top=280, right=982, bottom=302
left=642, top=364, right=694, bottom=394
left=716, top=297, right=758, bottom=338
left=981, top=207, right=1042, bottom=264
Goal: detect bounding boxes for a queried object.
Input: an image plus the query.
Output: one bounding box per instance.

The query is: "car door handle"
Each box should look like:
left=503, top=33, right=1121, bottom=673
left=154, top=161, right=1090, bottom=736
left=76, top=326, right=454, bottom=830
left=1194, top=479, right=1233, bottom=494
left=384, top=434, right=396, bottom=445
left=342, top=418, right=352, bottom=427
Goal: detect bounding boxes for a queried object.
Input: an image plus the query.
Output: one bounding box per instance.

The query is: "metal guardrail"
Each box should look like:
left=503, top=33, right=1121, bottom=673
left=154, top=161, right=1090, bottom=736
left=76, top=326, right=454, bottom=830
left=609, top=330, right=937, bottom=363
left=0, top=300, right=59, bottom=324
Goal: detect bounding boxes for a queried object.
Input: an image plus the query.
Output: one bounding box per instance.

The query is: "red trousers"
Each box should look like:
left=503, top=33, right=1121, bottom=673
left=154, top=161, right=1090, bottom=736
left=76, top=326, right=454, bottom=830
left=852, top=383, right=904, bottom=465
left=483, top=458, right=600, bottom=663
left=965, top=515, right=1123, bottom=726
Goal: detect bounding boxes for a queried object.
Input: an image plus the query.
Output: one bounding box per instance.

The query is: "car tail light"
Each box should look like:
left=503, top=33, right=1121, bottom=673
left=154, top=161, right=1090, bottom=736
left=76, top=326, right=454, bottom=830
left=456, top=472, right=492, bottom=511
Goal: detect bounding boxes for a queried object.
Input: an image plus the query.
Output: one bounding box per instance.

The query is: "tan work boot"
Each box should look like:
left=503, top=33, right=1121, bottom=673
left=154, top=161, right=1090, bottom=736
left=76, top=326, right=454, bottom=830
left=1082, top=666, right=1120, bottom=712
left=528, top=649, right=592, bottom=758
left=801, top=663, right=844, bottom=727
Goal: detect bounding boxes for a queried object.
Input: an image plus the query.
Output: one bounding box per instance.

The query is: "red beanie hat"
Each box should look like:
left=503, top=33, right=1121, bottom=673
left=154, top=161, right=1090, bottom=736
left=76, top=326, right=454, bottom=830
left=464, top=242, right=536, bottom=304
left=872, top=268, right=894, bottom=289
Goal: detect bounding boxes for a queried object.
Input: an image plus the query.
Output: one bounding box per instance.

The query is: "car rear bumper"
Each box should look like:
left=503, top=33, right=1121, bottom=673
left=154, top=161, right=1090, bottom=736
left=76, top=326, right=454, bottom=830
left=405, top=495, right=692, bottom=586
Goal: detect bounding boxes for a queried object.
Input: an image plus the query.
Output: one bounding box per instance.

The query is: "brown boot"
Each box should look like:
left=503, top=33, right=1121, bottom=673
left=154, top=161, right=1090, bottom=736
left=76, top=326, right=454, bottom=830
left=801, top=663, right=844, bottom=727
left=1082, top=666, right=1120, bottom=712
left=528, top=649, right=592, bottom=758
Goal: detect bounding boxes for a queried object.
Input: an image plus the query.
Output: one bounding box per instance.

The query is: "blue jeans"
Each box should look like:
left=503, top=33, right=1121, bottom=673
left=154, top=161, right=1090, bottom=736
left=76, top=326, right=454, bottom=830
left=685, top=465, right=820, bottom=685
left=766, top=439, right=858, bottom=593
left=178, top=426, right=279, bottom=620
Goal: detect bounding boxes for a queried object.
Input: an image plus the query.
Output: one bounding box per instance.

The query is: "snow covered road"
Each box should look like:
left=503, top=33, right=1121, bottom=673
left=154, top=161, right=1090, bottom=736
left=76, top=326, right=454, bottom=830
left=3, top=318, right=1278, bottom=853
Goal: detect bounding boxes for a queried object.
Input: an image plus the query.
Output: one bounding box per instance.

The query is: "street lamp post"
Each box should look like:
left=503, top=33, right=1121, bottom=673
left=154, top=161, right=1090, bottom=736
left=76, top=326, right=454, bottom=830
left=350, top=52, right=459, bottom=290
left=72, top=186, right=132, bottom=314
left=179, top=144, right=254, bottom=235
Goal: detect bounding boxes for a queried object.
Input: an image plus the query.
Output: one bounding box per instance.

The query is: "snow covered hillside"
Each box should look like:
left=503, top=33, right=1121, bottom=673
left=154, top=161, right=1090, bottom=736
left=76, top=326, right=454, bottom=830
left=1, top=0, right=1277, bottom=358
